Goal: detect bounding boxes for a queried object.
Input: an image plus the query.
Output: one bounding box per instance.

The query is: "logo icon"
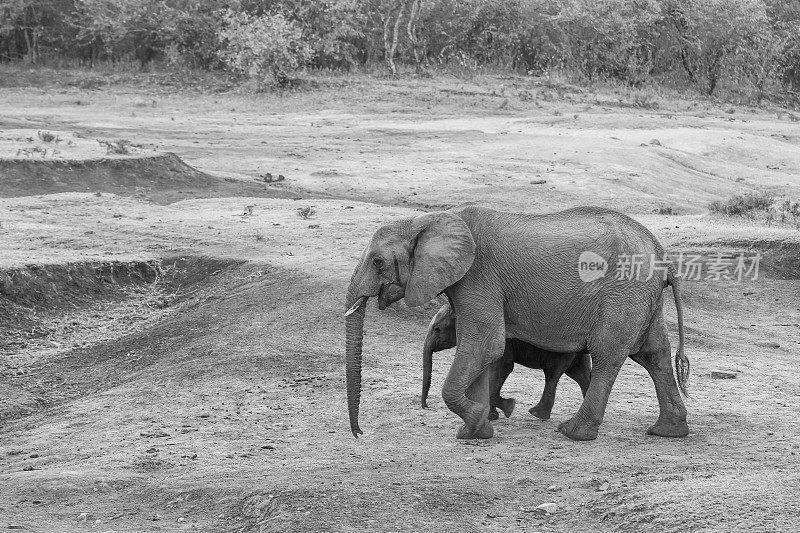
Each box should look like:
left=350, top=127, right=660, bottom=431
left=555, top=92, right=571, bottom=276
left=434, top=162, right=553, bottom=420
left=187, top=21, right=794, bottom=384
left=578, top=251, right=608, bottom=282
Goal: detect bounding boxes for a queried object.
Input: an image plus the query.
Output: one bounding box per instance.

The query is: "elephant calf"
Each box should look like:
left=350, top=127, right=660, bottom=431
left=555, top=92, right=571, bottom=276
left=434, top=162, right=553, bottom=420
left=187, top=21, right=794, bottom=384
left=422, top=303, right=592, bottom=421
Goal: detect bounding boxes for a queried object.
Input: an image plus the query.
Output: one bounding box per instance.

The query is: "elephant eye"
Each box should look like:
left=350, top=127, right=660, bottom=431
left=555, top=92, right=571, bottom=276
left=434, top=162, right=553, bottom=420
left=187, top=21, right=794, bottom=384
left=372, top=257, right=384, bottom=268
left=433, top=327, right=440, bottom=333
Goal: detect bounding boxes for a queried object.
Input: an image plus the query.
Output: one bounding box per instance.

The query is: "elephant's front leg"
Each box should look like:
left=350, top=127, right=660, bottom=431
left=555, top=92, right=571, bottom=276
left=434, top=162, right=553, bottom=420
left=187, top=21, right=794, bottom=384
left=442, top=323, right=505, bottom=439
left=458, top=368, right=491, bottom=438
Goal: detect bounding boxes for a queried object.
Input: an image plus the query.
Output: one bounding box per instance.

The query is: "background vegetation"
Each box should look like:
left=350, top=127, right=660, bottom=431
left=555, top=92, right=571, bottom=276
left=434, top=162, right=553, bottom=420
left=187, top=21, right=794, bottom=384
left=1, top=0, right=799, bottom=100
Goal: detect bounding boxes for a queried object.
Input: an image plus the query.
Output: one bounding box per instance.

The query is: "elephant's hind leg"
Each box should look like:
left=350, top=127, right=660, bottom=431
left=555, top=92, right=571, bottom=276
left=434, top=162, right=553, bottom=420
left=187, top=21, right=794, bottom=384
left=565, top=353, right=592, bottom=397
left=529, top=369, right=562, bottom=420
left=557, top=352, right=625, bottom=440
left=558, top=323, right=631, bottom=440
left=630, top=317, right=688, bottom=438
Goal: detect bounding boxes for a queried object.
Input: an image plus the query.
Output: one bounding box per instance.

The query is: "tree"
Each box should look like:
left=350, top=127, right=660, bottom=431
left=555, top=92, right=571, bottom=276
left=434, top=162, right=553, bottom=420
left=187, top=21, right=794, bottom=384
left=665, top=0, right=767, bottom=95
left=552, top=0, right=662, bottom=84
left=278, top=0, right=365, bottom=70
left=412, top=0, right=530, bottom=71
left=0, top=0, right=52, bottom=62
left=348, top=0, right=424, bottom=74
left=71, top=0, right=175, bottom=66
left=736, top=25, right=794, bottom=102
left=764, top=0, right=800, bottom=94
left=218, top=10, right=314, bottom=87
left=168, top=0, right=227, bottom=69
left=381, top=0, right=417, bottom=74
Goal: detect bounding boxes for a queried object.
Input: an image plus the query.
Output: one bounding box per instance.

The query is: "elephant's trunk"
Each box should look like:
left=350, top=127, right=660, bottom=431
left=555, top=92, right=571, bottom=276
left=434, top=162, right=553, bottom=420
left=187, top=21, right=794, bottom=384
left=421, top=333, right=436, bottom=408
left=345, top=284, right=367, bottom=437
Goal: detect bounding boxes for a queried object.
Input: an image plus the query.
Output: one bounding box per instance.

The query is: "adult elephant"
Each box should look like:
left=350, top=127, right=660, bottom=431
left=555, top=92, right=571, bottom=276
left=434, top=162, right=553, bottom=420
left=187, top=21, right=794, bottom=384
left=344, top=205, right=688, bottom=441
left=421, top=302, right=591, bottom=421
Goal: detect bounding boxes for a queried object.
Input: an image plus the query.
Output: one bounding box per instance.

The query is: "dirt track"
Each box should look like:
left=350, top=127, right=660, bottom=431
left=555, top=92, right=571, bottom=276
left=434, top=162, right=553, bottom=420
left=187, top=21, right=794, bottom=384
left=1, top=75, right=799, bottom=532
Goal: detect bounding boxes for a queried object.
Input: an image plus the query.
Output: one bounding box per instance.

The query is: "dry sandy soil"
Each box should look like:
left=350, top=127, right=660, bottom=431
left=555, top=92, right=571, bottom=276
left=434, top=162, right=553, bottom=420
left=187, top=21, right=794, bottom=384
left=1, top=73, right=799, bottom=532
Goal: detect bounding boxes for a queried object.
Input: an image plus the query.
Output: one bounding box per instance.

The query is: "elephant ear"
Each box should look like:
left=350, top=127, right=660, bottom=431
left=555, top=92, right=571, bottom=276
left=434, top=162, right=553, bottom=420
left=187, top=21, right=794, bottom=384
left=404, top=212, right=475, bottom=307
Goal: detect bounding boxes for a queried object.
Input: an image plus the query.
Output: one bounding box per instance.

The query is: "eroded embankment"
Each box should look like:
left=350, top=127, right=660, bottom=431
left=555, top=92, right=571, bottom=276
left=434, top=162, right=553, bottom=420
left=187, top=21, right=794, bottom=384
left=0, top=152, right=299, bottom=204
left=685, top=238, right=800, bottom=280
left=0, top=256, right=244, bottom=419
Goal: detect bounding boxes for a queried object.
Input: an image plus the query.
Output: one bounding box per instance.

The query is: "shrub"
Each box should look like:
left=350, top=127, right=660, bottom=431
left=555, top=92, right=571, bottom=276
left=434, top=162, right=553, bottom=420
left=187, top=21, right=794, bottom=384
left=37, top=131, right=59, bottom=143
left=99, top=138, right=131, bottom=155
left=779, top=199, right=800, bottom=227
left=708, top=192, right=774, bottom=217
left=218, top=11, right=314, bottom=88
left=296, top=206, right=316, bottom=219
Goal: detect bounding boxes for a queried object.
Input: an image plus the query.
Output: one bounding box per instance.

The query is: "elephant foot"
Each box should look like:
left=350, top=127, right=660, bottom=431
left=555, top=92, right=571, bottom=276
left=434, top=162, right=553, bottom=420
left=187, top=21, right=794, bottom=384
left=498, top=397, right=516, bottom=418
left=488, top=408, right=499, bottom=421
left=528, top=403, right=552, bottom=421
left=456, top=420, right=494, bottom=440
left=647, top=418, right=689, bottom=438
left=557, top=417, right=599, bottom=441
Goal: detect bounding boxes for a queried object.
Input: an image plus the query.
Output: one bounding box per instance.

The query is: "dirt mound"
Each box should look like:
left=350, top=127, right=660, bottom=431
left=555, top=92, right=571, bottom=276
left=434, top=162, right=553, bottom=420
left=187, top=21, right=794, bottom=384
left=0, top=256, right=294, bottom=429
left=687, top=238, right=800, bottom=280
left=0, top=255, right=246, bottom=420
left=0, top=152, right=300, bottom=204
left=1, top=260, right=160, bottom=315
left=0, top=256, right=242, bottom=349
left=752, top=243, right=800, bottom=280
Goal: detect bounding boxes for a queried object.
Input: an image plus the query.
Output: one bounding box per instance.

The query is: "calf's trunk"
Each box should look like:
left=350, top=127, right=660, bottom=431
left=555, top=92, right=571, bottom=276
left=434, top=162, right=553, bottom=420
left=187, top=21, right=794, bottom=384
left=421, top=334, right=435, bottom=408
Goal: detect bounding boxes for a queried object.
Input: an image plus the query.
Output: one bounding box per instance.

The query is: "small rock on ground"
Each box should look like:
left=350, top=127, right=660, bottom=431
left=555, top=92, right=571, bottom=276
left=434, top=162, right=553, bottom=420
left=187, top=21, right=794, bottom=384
left=535, top=502, right=558, bottom=515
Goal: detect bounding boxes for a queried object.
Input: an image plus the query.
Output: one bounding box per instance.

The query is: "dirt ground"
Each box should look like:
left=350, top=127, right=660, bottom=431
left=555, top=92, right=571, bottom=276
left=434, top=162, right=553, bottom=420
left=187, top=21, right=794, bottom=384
left=1, top=73, right=799, bottom=532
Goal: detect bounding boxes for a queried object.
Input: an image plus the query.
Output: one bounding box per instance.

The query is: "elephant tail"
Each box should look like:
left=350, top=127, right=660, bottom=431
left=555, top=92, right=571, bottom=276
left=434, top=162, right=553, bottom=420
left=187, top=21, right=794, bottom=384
left=667, top=268, right=689, bottom=396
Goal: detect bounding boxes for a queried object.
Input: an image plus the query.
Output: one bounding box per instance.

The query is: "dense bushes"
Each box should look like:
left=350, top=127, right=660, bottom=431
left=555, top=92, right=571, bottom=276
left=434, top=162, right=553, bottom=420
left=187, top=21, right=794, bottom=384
left=708, top=192, right=800, bottom=229
left=218, top=11, right=313, bottom=88
left=1, top=0, right=799, bottom=96
left=709, top=192, right=775, bottom=217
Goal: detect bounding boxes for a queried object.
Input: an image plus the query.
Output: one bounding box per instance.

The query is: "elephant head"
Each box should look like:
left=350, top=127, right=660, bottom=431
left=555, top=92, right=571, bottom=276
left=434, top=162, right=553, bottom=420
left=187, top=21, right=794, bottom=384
left=344, top=211, right=476, bottom=437
left=421, top=303, right=457, bottom=408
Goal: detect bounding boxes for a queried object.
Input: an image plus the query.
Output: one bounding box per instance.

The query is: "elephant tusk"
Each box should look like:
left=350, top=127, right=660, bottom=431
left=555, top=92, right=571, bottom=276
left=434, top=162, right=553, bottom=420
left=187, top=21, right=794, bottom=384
left=344, top=296, right=367, bottom=317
